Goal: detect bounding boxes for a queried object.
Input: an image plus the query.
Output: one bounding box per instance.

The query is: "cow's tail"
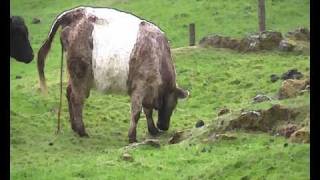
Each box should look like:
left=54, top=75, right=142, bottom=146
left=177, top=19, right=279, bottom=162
left=37, top=12, right=67, bottom=95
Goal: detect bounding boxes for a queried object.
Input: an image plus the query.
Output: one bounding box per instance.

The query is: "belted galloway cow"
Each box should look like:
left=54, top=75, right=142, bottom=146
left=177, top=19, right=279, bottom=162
left=37, top=6, right=188, bottom=143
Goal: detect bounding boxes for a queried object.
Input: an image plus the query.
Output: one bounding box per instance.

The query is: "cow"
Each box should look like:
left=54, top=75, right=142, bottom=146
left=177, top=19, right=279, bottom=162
left=37, top=6, right=189, bottom=143
left=10, top=16, right=34, bottom=63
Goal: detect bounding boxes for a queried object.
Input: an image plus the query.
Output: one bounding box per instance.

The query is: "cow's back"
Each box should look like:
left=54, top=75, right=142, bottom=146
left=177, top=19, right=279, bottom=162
left=86, top=7, right=143, bottom=93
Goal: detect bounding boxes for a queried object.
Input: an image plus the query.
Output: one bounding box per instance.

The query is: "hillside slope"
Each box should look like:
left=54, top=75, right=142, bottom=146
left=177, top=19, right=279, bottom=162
left=10, top=0, right=310, bottom=179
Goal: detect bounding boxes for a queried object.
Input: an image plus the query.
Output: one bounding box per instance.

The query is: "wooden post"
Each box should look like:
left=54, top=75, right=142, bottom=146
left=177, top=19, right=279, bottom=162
left=258, top=0, right=266, bottom=32
left=189, top=23, right=195, bottom=46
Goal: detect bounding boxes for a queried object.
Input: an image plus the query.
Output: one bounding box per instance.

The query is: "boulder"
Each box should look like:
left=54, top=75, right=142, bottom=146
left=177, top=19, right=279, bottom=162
left=252, top=94, right=272, bottom=103
left=259, top=31, right=283, bottom=50
left=278, top=79, right=309, bottom=99
left=279, top=40, right=295, bottom=51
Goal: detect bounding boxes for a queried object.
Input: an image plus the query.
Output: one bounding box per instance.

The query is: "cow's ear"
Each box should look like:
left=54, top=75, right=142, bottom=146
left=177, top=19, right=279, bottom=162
left=175, top=87, right=189, bottom=99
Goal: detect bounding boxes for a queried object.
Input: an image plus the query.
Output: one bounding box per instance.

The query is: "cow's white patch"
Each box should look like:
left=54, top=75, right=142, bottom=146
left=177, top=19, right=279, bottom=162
left=82, top=7, right=142, bottom=94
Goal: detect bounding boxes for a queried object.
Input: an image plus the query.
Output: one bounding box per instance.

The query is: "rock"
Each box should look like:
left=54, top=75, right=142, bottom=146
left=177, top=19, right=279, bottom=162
left=259, top=31, right=283, bottom=50
left=279, top=40, right=295, bottom=51
left=270, top=74, right=280, bottom=82
left=195, top=120, right=205, bottom=128
left=240, top=34, right=261, bottom=51
left=278, top=79, right=309, bottom=99
left=199, top=35, right=223, bottom=48
left=122, top=153, right=134, bottom=162
left=15, top=75, right=22, bottom=79
left=240, top=31, right=283, bottom=52
left=218, top=108, right=230, bottom=116
left=290, top=127, right=309, bottom=143
left=168, top=131, right=184, bottom=144
left=286, top=27, right=310, bottom=41
left=200, top=31, right=282, bottom=52
left=32, top=17, right=41, bottom=24
left=143, top=139, right=161, bottom=148
left=252, top=94, right=272, bottom=103
left=199, top=35, right=241, bottom=50
left=277, top=124, right=298, bottom=138
left=281, top=69, right=303, bottom=80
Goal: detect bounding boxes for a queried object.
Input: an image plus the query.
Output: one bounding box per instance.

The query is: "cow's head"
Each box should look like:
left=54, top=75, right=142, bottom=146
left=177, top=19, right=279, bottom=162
left=157, top=86, right=189, bottom=131
left=10, top=16, right=34, bottom=63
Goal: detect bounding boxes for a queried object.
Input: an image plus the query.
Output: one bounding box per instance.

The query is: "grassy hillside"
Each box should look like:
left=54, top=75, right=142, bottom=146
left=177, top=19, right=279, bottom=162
left=11, top=0, right=309, bottom=48
left=10, top=0, right=310, bottom=179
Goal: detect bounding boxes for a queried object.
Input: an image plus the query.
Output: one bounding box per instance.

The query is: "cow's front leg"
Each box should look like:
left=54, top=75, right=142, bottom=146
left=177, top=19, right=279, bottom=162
left=143, top=107, right=160, bottom=136
left=128, top=94, right=142, bottom=143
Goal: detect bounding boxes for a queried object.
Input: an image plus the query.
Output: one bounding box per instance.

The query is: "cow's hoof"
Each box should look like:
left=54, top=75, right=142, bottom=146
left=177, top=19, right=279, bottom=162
left=78, top=131, right=89, bottom=138
left=129, top=138, right=138, bottom=144
left=148, top=128, right=160, bottom=136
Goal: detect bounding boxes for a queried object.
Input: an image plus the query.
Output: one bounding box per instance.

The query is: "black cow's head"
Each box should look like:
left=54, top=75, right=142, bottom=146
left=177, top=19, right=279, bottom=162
left=10, top=16, right=34, bottom=63
left=157, top=87, right=189, bottom=131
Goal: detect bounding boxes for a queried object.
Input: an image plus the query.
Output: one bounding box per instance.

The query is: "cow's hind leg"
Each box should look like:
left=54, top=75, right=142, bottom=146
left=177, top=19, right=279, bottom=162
left=67, top=58, right=92, bottom=137
left=128, top=93, right=143, bottom=143
left=66, top=82, right=74, bottom=126
left=68, top=86, right=88, bottom=137
left=143, top=107, right=160, bottom=136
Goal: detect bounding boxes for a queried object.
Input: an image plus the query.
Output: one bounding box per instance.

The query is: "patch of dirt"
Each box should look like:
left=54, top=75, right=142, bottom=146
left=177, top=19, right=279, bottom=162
left=222, top=104, right=299, bottom=132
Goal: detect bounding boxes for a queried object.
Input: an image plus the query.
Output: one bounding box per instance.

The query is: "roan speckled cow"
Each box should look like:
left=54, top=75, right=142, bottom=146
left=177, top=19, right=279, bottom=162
left=37, top=6, right=189, bottom=143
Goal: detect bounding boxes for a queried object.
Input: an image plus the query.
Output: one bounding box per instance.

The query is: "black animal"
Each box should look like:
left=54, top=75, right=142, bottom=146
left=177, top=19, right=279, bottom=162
left=10, top=16, right=34, bottom=63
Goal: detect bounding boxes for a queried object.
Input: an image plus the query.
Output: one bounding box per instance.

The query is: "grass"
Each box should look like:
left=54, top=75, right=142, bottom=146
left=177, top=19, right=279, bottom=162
left=10, top=0, right=310, bottom=179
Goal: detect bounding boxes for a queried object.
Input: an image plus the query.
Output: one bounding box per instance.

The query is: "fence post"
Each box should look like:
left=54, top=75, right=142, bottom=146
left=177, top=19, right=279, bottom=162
left=189, top=23, right=195, bottom=46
